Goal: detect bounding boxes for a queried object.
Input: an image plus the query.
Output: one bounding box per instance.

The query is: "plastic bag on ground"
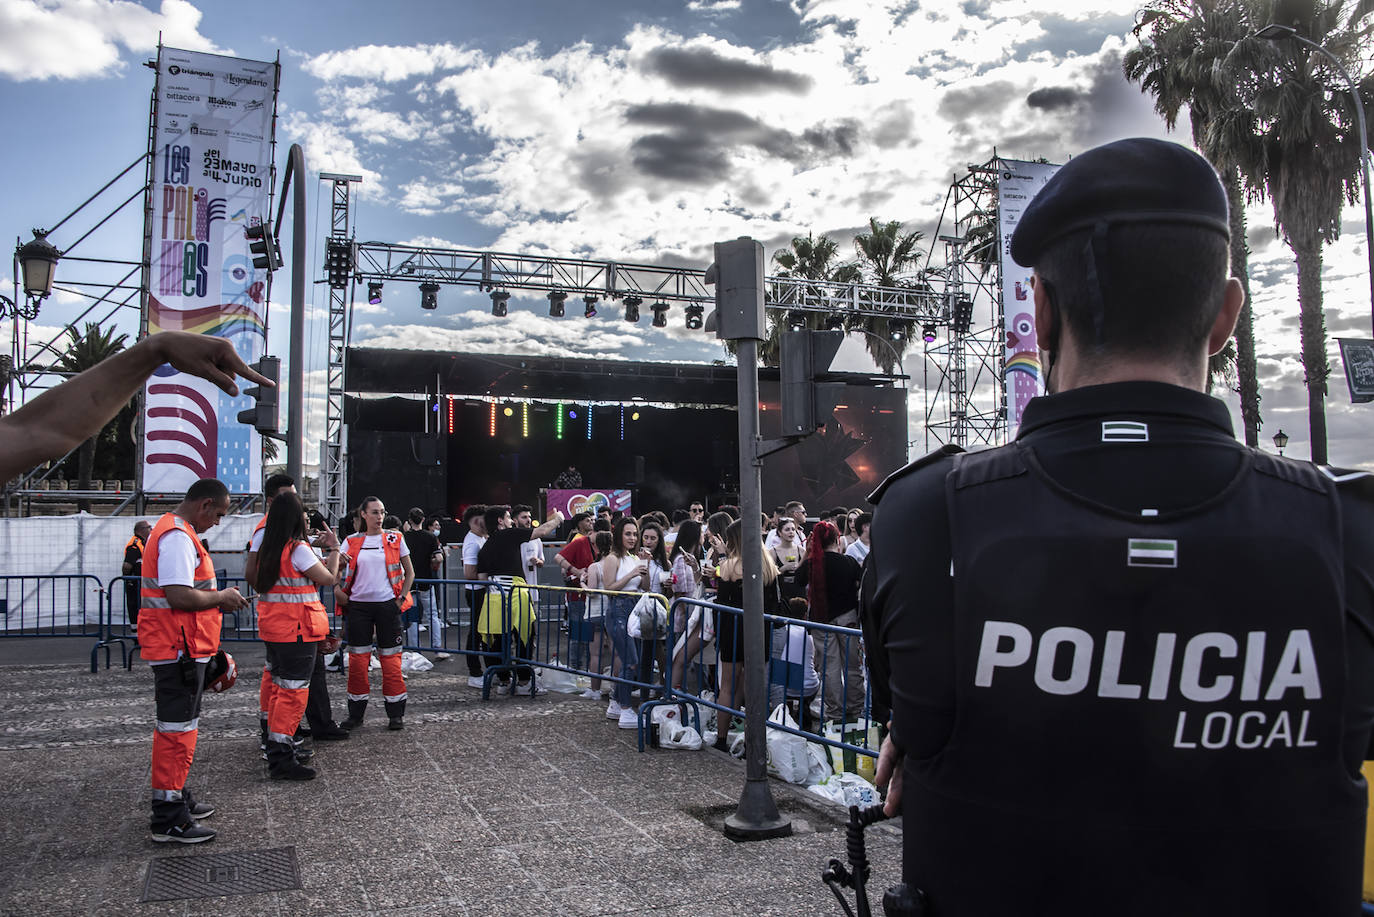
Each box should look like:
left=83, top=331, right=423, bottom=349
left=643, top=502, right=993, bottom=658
left=807, top=772, right=880, bottom=808
left=401, top=651, right=434, bottom=672
left=655, top=705, right=703, bottom=750
left=765, top=704, right=811, bottom=783
left=534, top=657, right=581, bottom=693
left=805, top=741, right=833, bottom=786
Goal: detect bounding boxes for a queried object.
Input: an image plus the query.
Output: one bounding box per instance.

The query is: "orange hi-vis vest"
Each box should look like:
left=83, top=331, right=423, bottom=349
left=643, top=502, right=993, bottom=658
left=139, top=512, right=219, bottom=661
left=340, top=532, right=413, bottom=610
left=257, top=540, right=329, bottom=643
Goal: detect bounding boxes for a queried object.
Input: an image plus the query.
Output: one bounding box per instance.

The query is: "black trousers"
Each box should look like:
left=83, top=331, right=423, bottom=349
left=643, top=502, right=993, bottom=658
left=304, top=646, right=335, bottom=731
left=465, top=588, right=485, bottom=676
left=344, top=600, right=405, bottom=650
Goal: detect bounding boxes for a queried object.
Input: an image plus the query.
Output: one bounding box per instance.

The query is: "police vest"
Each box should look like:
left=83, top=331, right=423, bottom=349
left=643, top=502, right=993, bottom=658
left=257, top=540, right=329, bottom=643
left=904, top=443, right=1363, bottom=917
left=340, top=532, right=413, bottom=610
left=139, top=512, right=220, bottom=661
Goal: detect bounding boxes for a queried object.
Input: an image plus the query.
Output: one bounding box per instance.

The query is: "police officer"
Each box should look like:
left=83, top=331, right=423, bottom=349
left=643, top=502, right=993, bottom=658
left=865, top=138, right=1374, bottom=916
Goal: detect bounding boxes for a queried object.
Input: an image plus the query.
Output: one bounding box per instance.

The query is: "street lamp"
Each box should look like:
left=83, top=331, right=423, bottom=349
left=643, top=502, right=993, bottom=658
left=1256, top=23, right=1374, bottom=336
left=1273, top=428, right=1289, bottom=455
left=9, top=230, right=61, bottom=320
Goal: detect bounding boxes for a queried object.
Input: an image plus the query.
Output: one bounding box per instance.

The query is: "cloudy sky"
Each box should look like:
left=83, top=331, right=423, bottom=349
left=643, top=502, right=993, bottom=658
left=0, top=0, right=1369, bottom=469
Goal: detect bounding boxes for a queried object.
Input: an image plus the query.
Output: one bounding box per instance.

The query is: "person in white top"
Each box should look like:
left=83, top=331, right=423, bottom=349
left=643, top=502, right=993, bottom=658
left=460, top=504, right=488, bottom=687
left=763, top=500, right=807, bottom=555
left=600, top=517, right=647, bottom=729
left=845, top=512, right=872, bottom=565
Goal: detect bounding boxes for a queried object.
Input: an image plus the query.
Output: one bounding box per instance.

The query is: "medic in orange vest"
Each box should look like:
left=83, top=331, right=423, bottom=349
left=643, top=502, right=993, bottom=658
left=252, top=490, right=342, bottom=780
left=141, top=478, right=248, bottom=844
left=335, top=496, right=414, bottom=730
left=245, top=472, right=301, bottom=751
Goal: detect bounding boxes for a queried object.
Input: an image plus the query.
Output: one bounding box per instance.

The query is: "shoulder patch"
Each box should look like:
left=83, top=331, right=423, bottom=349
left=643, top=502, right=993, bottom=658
left=1252, top=452, right=1330, bottom=495
left=868, top=444, right=964, bottom=505
left=950, top=444, right=1028, bottom=490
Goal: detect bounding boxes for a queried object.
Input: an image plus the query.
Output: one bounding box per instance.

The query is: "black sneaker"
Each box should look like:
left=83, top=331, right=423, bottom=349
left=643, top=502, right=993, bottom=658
left=183, top=792, right=215, bottom=820
left=387, top=717, right=404, bottom=731
left=151, top=821, right=216, bottom=844
left=269, top=760, right=317, bottom=781
left=313, top=723, right=351, bottom=741
left=340, top=716, right=363, bottom=730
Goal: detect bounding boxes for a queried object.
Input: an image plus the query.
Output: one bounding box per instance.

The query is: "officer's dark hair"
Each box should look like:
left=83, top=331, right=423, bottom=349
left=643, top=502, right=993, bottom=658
left=462, top=504, right=486, bottom=526
left=483, top=504, right=510, bottom=534
left=185, top=478, right=229, bottom=504
left=1034, top=224, right=1229, bottom=368
left=854, top=512, right=873, bottom=537
left=408, top=507, right=426, bottom=526
left=256, top=491, right=307, bottom=594
left=264, top=473, right=294, bottom=497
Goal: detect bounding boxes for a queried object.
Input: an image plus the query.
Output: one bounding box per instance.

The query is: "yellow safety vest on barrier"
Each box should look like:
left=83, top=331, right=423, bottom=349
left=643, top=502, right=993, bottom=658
left=479, top=576, right=532, bottom=643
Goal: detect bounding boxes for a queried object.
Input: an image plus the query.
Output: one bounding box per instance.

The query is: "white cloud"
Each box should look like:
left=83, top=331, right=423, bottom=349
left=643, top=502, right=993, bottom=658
left=687, top=0, right=742, bottom=12
left=0, top=0, right=224, bottom=81
left=303, top=42, right=480, bottom=83
left=280, top=112, right=385, bottom=198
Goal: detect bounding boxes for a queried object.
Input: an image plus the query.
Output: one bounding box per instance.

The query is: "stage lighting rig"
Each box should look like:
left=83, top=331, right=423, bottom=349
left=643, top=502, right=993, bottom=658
left=548, top=290, right=567, bottom=317
left=922, top=323, right=937, bottom=343
left=889, top=319, right=910, bottom=342
left=583, top=296, right=598, bottom=318
left=953, top=297, right=974, bottom=334
left=491, top=290, right=510, bottom=317
left=685, top=303, right=704, bottom=330
left=325, top=239, right=354, bottom=290
left=651, top=301, right=670, bottom=327
left=419, top=280, right=440, bottom=310
left=367, top=282, right=383, bottom=305
left=623, top=295, right=642, bottom=323
left=786, top=310, right=807, bottom=331
left=823, top=312, right=845, bottom=331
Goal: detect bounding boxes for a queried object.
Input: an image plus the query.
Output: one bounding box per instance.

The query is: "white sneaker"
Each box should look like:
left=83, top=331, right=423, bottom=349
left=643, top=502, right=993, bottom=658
left=606, top=700, right=623, bottom=719
left=467, top=676, right=486, bottom=689
left=579, top=689, right=600, bottom=699
left=617, top=708, right=639, bottom=730
left=434, top=652, right=451, bottom=661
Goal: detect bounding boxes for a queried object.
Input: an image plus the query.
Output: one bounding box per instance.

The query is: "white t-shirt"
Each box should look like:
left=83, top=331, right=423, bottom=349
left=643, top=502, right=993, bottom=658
left=251, top=529, right=321, bottom=570
left=520, top=538, right=543, bottom=581
left=764, top=528, right=806, bottom=556
left=349, top=534, right=410, bottom=602
left=156, top=529, right=202, bottom=587
left=249, top=527, right=265, bottom=552
left=845, top=540, right=870, bottom=564
left=462, top=531, right=486, bottom=590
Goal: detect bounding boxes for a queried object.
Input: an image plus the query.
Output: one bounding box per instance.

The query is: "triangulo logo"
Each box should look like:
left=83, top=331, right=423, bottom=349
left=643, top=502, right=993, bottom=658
left=167, top=64, right=214, bottom=79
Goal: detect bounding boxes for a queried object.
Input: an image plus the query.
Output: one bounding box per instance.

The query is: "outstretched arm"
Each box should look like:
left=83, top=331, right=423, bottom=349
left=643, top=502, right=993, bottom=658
left=0, top=331, right=272, bottom=484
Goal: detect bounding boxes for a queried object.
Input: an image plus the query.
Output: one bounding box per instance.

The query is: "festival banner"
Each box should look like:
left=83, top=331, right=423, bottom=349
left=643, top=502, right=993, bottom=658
left=546, top=489, right=633, bottom=520
left=142, top=47, right=278, bottom=494
left=1337, top=338, right=1374, bottom=403
left=997, top=159, right=1060, bottom=433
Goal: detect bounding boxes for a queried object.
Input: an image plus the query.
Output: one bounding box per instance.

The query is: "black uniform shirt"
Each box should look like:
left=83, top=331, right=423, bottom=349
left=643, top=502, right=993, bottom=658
left=869, top=381, right=1374, bottom=765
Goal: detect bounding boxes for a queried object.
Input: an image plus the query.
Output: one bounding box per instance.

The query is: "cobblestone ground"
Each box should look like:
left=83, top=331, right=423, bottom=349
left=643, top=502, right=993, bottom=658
left=0, top=646, right=901, bottom=916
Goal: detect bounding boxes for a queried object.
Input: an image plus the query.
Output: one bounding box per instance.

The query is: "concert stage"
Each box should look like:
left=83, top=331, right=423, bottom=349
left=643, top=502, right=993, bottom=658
left=343, top=348, right=908, bottom=519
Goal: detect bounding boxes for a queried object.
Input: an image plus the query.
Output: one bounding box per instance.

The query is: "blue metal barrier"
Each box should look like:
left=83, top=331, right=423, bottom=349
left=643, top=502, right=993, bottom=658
left=0, top=574, right=107, bottom=672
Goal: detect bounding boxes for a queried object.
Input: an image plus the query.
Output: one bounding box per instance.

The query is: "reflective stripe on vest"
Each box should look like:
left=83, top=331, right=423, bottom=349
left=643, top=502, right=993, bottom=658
left=257, top=540, right=327, bottom=642
left=341, top=532, right=412, bottom=610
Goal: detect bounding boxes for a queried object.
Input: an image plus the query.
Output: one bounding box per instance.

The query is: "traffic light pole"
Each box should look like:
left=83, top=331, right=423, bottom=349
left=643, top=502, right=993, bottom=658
left=709, top=238, right=792, bottom=841
left=280, top=143, right=307, bottom=485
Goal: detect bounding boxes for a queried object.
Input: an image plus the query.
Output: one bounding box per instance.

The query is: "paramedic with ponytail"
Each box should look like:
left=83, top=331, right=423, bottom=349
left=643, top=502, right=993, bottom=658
left=253, top=491, right=340, bottom=780
left=866, top=138, right=1374, bottom=916
left=335, top=496, right=414, bottom=731
left=141, top=477, right=248, bottom=844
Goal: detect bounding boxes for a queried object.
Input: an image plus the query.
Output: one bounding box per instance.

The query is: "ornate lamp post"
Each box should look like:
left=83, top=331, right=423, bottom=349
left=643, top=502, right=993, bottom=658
left=1273, top=429, right=1289, bottom=456
left=7, top=230, right=62, bottom=320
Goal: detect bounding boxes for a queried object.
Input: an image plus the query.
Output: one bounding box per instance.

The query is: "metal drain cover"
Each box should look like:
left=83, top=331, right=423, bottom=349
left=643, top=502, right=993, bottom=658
left=141, top=846, right=302, bottom=902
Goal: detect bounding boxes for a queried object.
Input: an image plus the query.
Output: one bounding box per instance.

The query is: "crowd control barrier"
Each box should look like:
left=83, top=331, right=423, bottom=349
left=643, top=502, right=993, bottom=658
left=0, top=574, right=107, bottom=671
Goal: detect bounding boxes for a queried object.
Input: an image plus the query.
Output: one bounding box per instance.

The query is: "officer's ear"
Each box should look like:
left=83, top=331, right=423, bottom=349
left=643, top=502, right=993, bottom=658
left=1032, top=273, right=1059, bottom=352
left=1207, top=277, right=1244, bottom=357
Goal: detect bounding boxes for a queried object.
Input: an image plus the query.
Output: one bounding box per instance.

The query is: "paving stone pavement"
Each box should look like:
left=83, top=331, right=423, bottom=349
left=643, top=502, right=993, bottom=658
left=0, top=643, right=901, bottom=916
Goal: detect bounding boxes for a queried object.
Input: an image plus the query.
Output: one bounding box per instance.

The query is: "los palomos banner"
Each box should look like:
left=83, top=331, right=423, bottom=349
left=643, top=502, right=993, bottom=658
left=997, top=160, right=1060, bottom=434
left=142, top=47, right=278, bottom=495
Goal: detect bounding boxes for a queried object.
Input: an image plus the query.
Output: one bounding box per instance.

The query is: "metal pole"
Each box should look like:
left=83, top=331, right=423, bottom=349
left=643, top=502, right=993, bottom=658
left=286, top=144, right=307, bottom=484
left=1290, top=33, right=1374, bottom=336
left=723, top=338, right=791, bottom=842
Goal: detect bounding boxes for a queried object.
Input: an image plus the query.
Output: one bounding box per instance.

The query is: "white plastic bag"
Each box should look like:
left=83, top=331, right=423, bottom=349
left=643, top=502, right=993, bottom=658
left=401, top=651, right=434, bottom=672
left=807, top=772, right=880, bottom=808
left=805, top=741, right=833, bottom=786
left=534, top=657, right=581, bottom=693
left=765, top=704, right=811, bottom=783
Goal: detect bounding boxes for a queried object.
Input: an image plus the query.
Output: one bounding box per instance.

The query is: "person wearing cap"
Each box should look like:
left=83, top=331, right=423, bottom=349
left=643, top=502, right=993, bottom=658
left=865, top=138, right=1374, bottom=915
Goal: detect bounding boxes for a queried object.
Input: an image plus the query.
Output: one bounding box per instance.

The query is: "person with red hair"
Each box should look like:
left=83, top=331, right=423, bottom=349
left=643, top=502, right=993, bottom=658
left=796, top=520, right=864, bottom=726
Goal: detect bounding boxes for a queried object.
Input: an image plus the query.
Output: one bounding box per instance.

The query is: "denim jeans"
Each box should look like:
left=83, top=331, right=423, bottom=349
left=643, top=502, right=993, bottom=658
left=605, top=595, right=639, bottom=708
left=405, top=588, right=445, bottom=650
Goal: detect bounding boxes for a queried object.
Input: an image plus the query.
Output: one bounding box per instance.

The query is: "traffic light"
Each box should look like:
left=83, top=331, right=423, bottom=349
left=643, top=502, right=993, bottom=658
left=244, top=222, right=282, bottom=272
left=236, top=355, right=280, bottom=435
left=703, top=238, right=765, bottom=340
left=325, top=240, right=354, bottom=290
left=780, top=329, right=844, bottom=436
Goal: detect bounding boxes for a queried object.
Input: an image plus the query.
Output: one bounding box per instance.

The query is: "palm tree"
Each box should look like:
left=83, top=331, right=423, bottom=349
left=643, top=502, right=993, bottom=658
left=746, top=232, right=862, bottom=365
left=1124, top=0, right=1265, bottom=447
left=54, top=322, right=128, bottom=509
left=1218, top=0, right=1373, bottom=463
left=852, top=218, right=925, bottom=374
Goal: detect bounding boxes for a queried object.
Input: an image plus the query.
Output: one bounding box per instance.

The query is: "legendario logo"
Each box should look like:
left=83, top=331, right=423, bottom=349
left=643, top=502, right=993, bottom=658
left=225, top=73, right=270, bottom=88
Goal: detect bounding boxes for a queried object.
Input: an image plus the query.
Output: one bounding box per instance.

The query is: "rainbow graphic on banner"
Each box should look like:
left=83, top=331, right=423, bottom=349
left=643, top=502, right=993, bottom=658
left=147, top=298, right=266, bottom=337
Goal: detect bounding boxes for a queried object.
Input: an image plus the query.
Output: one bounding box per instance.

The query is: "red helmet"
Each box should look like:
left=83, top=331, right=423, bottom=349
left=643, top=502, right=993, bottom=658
left=204, top=650, right=237, bottom=694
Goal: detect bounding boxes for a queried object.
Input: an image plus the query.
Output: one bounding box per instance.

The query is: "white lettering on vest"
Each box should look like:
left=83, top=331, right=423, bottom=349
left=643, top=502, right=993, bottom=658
left=1033, top=626, right=1093, bottom=695
left=1265, top=630, right=1322, bottom=701
left=1173, top=708, right=1319, bottom=750
left=1147, top=632, right=1176, bottom=700
left=974, top=621, right=1032, bottom=687
left=1180, top=633, right=1237, bottom=702
left=1098, top=630, right=1142, bottom=699
left=1240, top=632, right=1265, bottom=701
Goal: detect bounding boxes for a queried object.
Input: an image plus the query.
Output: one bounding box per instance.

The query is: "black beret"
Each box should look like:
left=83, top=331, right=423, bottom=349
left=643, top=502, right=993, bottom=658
left=1009, top=138, right=1229, bottom=266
